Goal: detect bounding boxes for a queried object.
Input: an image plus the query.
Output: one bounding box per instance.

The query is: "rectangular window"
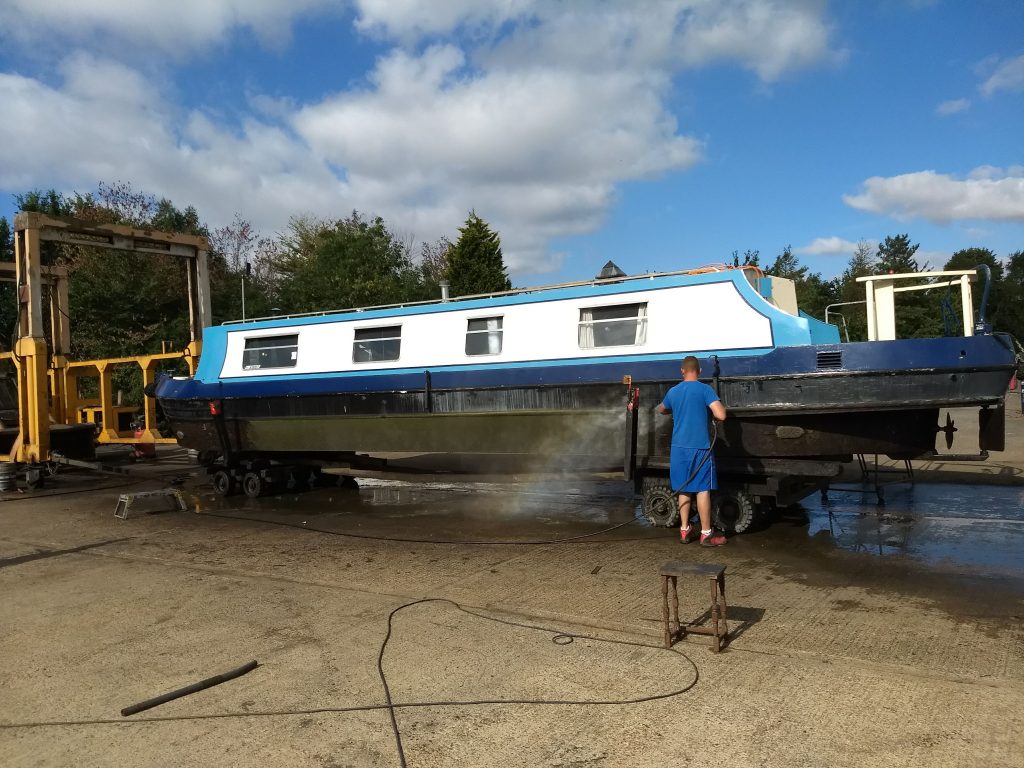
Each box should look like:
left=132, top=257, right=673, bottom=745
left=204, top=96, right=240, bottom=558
left=242, top=334, right=298, bottom=370
left=465, top=316, right=503, bottom=356
left=578, top=303, right=647, bottom=348
left=353, top=325, right=402, bottom=363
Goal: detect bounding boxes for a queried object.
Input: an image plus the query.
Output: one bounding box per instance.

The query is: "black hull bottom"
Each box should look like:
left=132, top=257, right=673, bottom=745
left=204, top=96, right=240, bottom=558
left=160, top=366, right=1013, bottom=472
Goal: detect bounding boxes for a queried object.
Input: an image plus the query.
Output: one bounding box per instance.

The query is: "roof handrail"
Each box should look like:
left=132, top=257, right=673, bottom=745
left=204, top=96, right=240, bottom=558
left=223, top=264, right=757, bottom=325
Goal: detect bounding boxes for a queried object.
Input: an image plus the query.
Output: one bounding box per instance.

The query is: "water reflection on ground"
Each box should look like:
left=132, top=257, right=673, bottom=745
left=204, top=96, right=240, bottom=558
left=800, top=482, right=1024, bottom=578
left=193, top=475, right=1024, bottom=579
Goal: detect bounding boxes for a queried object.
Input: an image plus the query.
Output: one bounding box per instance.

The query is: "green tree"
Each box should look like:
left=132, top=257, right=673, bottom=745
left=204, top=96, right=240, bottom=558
left=16, top=189, right=72, bottom=217
left=0, top=218, right=14, bottom=349
left=830, top=241, right=876, bottom=341
left=759, top=245, right=836, bottom=321
left=444, top=211, right=511, bottom=296
left=1001, top=250, right=1024, bottom=343
left=875, top=234, right=942, bottom=338
left=419, top=236, right=452, bottom=301
left=275, top=211, right=423, bottom=313
left=731, top=249, right=760, bottom=268
left=876, top=233, right=921, bottom=274
left=12, top=183, right=223, bottom=404
left=943, top=248, right=1003, bottom=335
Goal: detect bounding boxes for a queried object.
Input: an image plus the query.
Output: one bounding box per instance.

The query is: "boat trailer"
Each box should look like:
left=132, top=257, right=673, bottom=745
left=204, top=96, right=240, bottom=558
left=622, top=379, right=840, bottom=533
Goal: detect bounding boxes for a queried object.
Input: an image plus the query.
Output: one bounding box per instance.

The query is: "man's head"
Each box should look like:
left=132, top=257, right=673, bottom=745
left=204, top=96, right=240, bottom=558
left=681, top=355, right=700, bottom=380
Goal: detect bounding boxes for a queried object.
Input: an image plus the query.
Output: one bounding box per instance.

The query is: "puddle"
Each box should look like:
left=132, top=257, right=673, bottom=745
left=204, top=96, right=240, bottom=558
left=802, top=482, right=1024, bottom=578
left=190, top=475, right=1024, bottom=578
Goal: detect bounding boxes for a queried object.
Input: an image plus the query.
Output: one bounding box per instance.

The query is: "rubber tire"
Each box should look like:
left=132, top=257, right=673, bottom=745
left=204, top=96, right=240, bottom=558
left=242, top=471, right=265, bottom=499
left=712, top=490, right=757, bottom=534
left=212, top=470, right=237, bottom=497
left=642, top=482, right=680, bottom=527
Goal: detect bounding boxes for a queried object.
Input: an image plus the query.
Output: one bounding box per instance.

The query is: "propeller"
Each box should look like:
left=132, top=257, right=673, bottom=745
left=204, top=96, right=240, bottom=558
left=936, top=412, right=957, bottom=450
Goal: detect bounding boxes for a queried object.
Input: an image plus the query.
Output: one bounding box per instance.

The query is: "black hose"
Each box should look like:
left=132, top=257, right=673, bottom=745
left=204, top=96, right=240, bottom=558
left=121, top=661, right=258, bottom=716
left=976, top=263, right=991, bottom=331
left=2, top=599, right=701, bottom=768
left=196, top=508, right=645, bottom=545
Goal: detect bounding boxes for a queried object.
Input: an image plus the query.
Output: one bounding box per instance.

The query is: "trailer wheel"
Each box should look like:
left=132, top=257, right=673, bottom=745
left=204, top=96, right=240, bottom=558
left=642, top=484, right=680, bottom=527
left=212, top=470, right=237, bottom=497
left=712, top=490, right=757, bottom=534
left=242, top=471, right=265, bottom=498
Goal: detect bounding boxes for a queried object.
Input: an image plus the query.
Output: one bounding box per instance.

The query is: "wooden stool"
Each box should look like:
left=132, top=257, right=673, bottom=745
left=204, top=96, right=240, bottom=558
left=660, top=561, right=728, bottom=652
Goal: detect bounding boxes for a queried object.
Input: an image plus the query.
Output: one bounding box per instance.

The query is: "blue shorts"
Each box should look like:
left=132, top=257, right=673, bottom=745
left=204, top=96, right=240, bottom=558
left=670, top=448, right=717, bottom=493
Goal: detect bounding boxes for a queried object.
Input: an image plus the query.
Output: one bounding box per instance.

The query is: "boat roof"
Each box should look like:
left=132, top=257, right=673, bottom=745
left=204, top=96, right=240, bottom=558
left=223, top=264, right=765, bottom=330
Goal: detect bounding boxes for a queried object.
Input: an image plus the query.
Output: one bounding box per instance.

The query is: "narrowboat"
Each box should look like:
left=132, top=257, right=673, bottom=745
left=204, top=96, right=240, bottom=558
left=155, top=263, right=1019, bottom=506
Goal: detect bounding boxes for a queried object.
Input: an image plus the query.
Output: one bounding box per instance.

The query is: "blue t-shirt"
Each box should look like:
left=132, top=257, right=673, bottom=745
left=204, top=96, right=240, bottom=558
left=660, top=381, right=720, bottom=449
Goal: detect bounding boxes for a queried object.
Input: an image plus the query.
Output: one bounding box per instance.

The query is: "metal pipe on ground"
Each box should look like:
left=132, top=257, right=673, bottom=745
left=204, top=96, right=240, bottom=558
left=120, top=660, right=259, bottom=717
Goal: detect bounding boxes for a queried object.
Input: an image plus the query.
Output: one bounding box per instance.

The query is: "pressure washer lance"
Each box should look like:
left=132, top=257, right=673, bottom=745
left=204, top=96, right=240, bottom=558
left=120, top=660, right=258, bottom=717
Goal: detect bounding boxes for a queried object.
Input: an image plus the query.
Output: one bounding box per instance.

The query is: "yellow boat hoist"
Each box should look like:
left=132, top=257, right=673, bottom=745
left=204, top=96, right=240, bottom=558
left=2, top=212, right=212, bottom=464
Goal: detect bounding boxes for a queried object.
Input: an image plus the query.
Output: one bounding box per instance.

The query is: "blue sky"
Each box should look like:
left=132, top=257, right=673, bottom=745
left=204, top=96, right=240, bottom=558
left=0, top=1, right=1021, bottom=286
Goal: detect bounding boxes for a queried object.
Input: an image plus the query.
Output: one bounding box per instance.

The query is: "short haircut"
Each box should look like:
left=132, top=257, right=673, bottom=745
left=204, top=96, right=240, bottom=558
left=681, top=355, right=700, bottom=373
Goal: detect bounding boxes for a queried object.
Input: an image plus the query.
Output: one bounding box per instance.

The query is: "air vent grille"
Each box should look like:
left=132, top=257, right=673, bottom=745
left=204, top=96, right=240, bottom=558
left=816, top=351, right=842, bottom=370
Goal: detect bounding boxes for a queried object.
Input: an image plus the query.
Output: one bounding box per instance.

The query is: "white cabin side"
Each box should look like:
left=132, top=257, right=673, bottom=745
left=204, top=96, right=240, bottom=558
left=217, top=280, right=778, bottom=379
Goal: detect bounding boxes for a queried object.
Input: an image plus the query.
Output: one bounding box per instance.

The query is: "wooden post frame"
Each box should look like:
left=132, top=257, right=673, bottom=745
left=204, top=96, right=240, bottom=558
left=10, top=212, right=211, bottom=463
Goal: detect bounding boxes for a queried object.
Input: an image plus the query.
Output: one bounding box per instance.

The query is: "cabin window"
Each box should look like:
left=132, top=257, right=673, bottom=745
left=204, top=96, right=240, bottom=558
left=578, top=303, right=647, bottom=348
left=242, top=334, right=299, bottom=370
left=465, top=316, right=503, bottom=356
left=353, top=325, right=402, bottom=362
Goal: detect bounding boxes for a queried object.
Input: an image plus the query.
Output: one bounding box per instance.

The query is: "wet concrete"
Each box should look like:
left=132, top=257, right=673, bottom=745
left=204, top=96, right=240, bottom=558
left=190, top=476, right=1024, bottom=585
left=2, top=448, right=1024, bottom=766
left=191, top=478, right=655, bottom=544
left=805, top=483, right=1024, bottom=583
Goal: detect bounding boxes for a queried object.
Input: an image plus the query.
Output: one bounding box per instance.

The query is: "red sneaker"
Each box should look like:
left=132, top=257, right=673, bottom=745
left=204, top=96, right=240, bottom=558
left=680, top=524, right=696, bottom=544
left=700, top=529, right=727, bottom=547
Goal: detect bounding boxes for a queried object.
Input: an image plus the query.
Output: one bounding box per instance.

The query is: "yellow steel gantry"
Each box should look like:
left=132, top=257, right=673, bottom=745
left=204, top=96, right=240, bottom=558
left=4, top=213, right=211, bottom=463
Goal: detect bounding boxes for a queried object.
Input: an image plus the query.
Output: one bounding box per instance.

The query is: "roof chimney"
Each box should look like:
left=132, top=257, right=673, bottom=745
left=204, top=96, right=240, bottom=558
left=596, top=260, right=627, bottom=280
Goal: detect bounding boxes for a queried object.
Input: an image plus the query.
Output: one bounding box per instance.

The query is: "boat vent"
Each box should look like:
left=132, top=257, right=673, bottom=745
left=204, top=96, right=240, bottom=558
left=816, top=350, right=843, bottom=370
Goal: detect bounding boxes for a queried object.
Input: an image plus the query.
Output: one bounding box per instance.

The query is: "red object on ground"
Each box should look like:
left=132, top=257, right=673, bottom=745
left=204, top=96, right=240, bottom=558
left=1011, top=373, right=1018, bottom=392
left=133, top=425, right=157, bottom=459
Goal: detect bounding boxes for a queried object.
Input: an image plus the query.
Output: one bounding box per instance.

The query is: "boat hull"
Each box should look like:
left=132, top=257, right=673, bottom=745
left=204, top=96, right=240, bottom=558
left=157, top=335, right=1016, bottom=470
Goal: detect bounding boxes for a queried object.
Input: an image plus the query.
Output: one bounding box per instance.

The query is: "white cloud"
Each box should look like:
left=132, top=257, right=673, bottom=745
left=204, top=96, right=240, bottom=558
left=0, top=54, right=351, bottom=235
left=354, top=0, right=535, bottom=40
left=980, top=53, right=1024, bottom=96
left=843, top=167, right=1024, bottom=223
left=795, top=236, right=860, bottom=256
left=293, top=45, right=701, bottom=269
left=0, top=1, right=843, bottom=274
left=936, top=98, right=969, bottom=115
left=0, top=0, right=336, bottom=53
left=354, top=1, right=843, bottom=83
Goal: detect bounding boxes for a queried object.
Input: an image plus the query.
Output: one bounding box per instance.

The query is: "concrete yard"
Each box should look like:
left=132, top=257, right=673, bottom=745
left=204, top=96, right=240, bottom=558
left=1, top=397, right=1023, bottom=767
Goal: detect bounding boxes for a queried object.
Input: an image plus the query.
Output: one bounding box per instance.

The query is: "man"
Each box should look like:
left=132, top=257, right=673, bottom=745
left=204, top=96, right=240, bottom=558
left=656, top=355, right=728, bottom=546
